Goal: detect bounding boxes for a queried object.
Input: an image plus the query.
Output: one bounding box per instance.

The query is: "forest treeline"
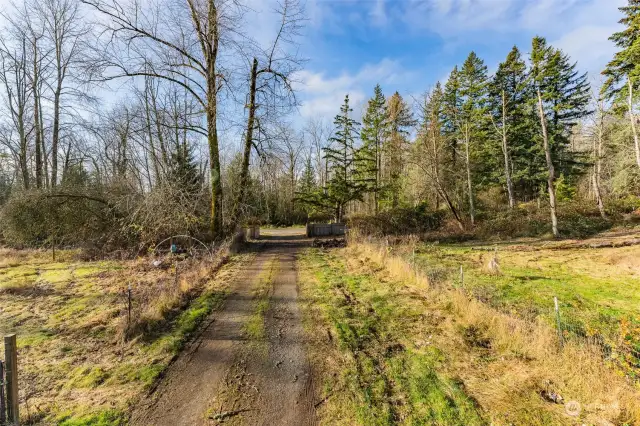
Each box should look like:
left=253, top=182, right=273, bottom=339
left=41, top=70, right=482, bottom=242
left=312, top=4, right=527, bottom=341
left=0, top=0, right=639, bottom=250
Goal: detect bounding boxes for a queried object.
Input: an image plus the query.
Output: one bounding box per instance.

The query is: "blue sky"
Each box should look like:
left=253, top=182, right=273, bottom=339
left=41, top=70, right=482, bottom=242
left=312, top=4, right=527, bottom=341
left=248, top=0, right=626, bottom=121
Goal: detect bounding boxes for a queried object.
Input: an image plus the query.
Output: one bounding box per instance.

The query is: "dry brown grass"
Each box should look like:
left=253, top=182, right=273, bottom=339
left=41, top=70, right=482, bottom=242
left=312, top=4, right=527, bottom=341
left=0, top=243, right=249, bottom=424
left=344, top=241, right=640, bottom=425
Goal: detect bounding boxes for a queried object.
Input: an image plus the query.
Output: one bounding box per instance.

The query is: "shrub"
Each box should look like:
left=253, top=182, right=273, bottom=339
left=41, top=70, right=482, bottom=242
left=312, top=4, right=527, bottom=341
left=347, top=205, right=444, bottom=236
left=0, top=189, right=119, bottom=248
left=474, top=202, right=612, bottom=240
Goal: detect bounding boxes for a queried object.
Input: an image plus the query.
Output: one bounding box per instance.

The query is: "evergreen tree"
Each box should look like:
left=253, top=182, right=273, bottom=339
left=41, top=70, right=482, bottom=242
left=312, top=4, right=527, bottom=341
left=385, top=91, right=415, bottom=208
left=359, top=84, right=388, bottom=213
left=602, top=0, right=640, bottom=169
left=489, top=46, right=531, bottom=207
left=419, top=82, right=465, bottom=230
left=323, top=95, right=365, bottom=221
left=443, top=66, right=462, bottom=167
left=458, top=51, right=489, bottom=225
left=298, top=155, right=316, bottom=194
left=167, top=143, right=202, bottom=195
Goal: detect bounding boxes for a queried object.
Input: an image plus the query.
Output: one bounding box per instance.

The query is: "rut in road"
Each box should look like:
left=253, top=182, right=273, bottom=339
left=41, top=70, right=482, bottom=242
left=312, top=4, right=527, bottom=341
left=130, top=231, right=316, bottom=426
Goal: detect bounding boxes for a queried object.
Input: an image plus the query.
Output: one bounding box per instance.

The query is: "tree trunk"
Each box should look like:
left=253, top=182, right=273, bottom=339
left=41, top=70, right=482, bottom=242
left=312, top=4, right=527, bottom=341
left=144, top=79, right=162, bottom=182
left=40, top=89, right=48, bottom=188
left=231, top=57, right=258, bottom=231
left=206, top=1, right=222, bottom=237
left=501, top=90, right=515, bottom=209
left=594, top=107, right=606, bottom=219
left=464, top=124, right=475, bottom=226
left=51, top=81, right=62, bottom=187
left=537, top=88, right=559, bottom=237
left=627, top=79, right=640, bottom=170
left=375, top=135, right=380, bottom=214
left=19, top=117, right=28, bottom=190
left=428, top=120, right=463, bottom=231
left=33, top=41, right=43, bottom=189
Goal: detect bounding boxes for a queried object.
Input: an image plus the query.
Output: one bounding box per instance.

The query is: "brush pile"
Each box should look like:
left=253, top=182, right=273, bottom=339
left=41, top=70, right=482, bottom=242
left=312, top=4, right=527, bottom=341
left=312, top=238, right=347, bottom=248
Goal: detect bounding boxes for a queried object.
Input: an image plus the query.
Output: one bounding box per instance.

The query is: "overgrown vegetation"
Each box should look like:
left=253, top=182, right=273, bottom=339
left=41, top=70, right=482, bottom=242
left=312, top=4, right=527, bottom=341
left=0, top=247, right=248, bottom=423
left=299, top=249, right=484, bottom=425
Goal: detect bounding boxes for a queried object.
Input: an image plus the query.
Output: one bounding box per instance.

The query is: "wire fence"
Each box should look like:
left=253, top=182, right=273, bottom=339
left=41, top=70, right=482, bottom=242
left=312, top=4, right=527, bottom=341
left=362, top=235, right=640, bottom=381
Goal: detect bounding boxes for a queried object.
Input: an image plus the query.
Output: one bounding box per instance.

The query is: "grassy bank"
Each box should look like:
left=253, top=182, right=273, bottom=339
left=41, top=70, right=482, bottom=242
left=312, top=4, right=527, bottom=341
left=409, top=238, right=640, bottom=377
left=300, top=244, right=640, bottom=425
left=0, top=248, right=249, bottom=424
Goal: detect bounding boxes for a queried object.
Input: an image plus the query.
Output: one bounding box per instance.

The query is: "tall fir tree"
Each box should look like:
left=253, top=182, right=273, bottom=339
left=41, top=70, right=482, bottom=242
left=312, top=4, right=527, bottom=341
left=459, top=51, right=489, bottom=225
left=167, top=143, right=202, bottom=195
left=443, top=66, right=462, bottom=167
left=529, top=36, right=593, bottom=237
left=323, top=95, right=365, bottom=221
left=602, top=0, right=640, bottom=169
left=358, top=84, right=388, bottom=213
left=420, top=82, right=465, bottom=230
left=489, top=46, right=531, bottom=207
left=385, top=91, right=415, bottom=208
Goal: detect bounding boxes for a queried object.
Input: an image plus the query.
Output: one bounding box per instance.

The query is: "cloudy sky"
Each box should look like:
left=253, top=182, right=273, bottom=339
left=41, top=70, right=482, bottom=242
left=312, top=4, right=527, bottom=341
left=0, top=0, right=622, bottom=127
left=248, top=0, right=625, bottom=121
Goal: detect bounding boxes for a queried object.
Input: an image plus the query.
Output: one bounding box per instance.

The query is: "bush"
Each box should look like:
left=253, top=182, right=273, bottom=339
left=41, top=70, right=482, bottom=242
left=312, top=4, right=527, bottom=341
left=0, top=182, right=212, bottom=252
left=474, top=202, right=613, bottom=240
left=347, top=205, right=445, bottom=236
left=0, top=189, right=120, bottom=248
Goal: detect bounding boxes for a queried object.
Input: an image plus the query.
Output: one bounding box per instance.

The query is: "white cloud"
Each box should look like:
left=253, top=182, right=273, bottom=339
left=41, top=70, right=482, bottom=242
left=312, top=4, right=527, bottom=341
left=370, top=0, right=388, bottom=27
left=398, top=0, right=623, bottom=45
left=293, top=59, right=417, bottom=120
left=552, top=25, right=618, bottom=79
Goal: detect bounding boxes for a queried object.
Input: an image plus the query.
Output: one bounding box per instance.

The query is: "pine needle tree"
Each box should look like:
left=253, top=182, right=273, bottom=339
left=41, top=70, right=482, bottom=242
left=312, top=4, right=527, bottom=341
left=602, top=0, right=640, bottom=169
left=323, top=95, right=365, bottom=221
left=359, top=84, right=388, bottom=213
left=459, top=52, right=489, bottom=225
left=385, top=91, right=415, bottom=209
left=489, top=46, right=530, bottom=208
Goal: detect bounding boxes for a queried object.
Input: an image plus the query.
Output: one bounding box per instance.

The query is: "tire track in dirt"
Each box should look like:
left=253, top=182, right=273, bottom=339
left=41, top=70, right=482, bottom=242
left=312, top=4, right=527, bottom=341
left=215, top=244, right=316, bottom=426
left=130, top=251, right=272, bottom=426
left=131, top=231, right=316, bottom=426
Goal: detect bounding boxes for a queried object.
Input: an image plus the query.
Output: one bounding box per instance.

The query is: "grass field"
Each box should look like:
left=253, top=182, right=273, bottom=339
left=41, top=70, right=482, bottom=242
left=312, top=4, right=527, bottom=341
left=300, top=241, right=640, bottom=425
left=408, top=237, right=640, bottom=377
left=0, top=248, right=247, bottom=425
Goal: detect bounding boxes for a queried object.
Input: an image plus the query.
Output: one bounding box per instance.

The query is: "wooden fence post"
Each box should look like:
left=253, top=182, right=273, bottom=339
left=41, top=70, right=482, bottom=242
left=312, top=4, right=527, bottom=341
left=4, top=334, right=18, bottom=425
left=0, top=360, right=6, bottom=425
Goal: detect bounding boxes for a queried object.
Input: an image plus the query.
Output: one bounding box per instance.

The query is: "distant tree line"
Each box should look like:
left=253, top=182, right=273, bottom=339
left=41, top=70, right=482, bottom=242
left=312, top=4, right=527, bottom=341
left=296, top=23, right=640, bottom=235
left=1, top=0, right=640, bottom=248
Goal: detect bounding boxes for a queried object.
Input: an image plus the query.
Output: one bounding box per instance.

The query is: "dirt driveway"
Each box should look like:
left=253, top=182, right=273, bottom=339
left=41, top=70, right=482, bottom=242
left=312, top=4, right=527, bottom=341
left=130, top=229, right=316, bottom=426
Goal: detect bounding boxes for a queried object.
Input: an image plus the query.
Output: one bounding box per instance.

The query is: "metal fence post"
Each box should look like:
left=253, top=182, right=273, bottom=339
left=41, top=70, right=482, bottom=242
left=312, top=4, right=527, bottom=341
left=4, top=334, right=18, bottom=425
left=127, top=284, right=132, bottom=332
left=459, top=265, right=464, bottom=289
left=554, top=297, right=564, bottom=348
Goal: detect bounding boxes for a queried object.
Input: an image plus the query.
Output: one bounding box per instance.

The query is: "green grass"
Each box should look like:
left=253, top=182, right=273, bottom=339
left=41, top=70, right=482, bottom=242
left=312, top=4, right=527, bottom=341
left=411, top=243, right=640, bottom=375
left=299, top=249, right=485, bottom=425
left=56, top=409, right=124, bottom=426
left=0, top=248, right=245, bottom=424
left=147, top=288, right=229, bottom=357
left=245, top=258, right=278, bottom=341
